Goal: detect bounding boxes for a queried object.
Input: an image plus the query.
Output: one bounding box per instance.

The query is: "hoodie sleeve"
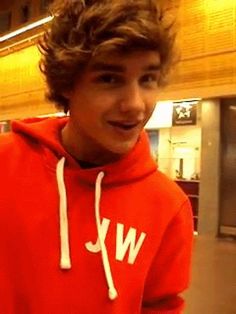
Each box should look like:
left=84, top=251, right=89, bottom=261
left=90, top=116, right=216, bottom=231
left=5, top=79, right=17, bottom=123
left=141, top=199, right=194, bottom=314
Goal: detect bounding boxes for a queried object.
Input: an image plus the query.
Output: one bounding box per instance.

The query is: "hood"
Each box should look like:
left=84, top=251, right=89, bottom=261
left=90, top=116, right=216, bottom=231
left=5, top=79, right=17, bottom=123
left=12, top=117, right=157, bottom=186
left=11, top=117, right=157, bottom=301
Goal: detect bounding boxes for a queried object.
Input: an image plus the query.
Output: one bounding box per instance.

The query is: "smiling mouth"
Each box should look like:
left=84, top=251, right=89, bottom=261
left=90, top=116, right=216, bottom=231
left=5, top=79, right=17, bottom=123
left=108, top=121, right=141, bottom=130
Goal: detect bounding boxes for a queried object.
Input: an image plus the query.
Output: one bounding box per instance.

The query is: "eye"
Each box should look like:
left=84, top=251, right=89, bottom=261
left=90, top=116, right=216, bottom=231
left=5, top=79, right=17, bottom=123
left=140, top=74, right=159, bottom=88
left=95, top=74, right=122, bottom=85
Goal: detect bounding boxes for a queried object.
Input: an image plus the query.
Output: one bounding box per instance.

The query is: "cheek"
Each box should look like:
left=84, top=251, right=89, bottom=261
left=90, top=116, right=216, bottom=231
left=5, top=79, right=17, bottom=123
left=145, top=91, right=158, bottom=106
left=143, top=101, right=157, bottom=123
left=146, top=100, right=157, bottom=114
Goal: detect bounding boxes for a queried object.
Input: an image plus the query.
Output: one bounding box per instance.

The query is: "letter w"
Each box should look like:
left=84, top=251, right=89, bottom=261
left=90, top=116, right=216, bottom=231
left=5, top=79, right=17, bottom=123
left=116, top=224, right=146, bottom=264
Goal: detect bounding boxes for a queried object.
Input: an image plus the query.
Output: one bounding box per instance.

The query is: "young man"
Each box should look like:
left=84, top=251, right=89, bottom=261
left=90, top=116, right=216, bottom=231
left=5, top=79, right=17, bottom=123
left=0, top=0, right=193, bottom=313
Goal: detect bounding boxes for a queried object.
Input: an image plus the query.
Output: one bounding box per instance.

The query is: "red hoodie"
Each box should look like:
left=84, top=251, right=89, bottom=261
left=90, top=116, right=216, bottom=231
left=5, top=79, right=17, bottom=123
left=0, top=117, right=193, bottom=314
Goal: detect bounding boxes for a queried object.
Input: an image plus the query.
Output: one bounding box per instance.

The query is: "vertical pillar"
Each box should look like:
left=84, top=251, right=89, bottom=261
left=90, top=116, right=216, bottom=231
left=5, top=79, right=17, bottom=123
left=198, top=99, right=220, bottom=236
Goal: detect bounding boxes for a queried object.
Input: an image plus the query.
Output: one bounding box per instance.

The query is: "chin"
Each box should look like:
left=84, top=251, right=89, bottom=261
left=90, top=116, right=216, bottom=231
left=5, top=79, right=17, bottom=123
left=108, top=139, right=138, bottom=156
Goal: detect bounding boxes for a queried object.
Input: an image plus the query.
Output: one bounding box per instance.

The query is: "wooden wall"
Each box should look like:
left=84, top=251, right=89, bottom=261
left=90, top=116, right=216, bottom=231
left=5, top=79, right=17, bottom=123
left=0, top=45, right=57, bottom=120
left=161, top=0, right=236, bottom=100
left=1, top=0, right=236, bottom=120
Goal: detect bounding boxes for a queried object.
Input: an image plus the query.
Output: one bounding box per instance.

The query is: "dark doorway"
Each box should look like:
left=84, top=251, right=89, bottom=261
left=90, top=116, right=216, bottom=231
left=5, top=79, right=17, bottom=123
left=219, top=99, right=236, bottom=236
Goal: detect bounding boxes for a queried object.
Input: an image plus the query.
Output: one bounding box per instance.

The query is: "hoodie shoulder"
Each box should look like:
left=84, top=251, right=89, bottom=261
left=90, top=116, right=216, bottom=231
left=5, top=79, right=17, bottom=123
left=0, top=131, right=33, bottom=164
left=0, top=131, right=22, bottom=154
left=148, top=169, right=189, bottom=209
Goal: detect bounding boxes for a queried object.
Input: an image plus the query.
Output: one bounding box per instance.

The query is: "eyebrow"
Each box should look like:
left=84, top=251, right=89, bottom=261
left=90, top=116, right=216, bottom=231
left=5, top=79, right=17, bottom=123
left=144, top=64, right=161, bottom=71
left=89, top=62, right=161, bottom=72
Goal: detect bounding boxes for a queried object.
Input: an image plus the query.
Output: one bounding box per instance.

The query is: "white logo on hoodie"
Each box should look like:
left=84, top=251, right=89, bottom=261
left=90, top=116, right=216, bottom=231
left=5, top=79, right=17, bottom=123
left=85, top=218, right=146, bottom=264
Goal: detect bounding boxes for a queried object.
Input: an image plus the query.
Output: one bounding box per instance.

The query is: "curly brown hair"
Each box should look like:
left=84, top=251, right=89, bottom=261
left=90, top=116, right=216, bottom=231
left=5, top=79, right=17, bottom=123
left=38, top=0, right=179, bottom=113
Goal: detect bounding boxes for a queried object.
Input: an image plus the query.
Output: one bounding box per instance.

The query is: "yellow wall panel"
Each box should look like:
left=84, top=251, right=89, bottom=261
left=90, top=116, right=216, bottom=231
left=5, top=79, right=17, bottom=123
left=0, top=45, right=53, bottom=119
left=0, top=46, right=44, bottom=97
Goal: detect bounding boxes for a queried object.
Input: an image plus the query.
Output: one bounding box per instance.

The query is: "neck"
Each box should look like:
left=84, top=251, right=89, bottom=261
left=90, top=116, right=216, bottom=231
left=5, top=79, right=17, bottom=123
left=61, top=124, right=122, bottom=167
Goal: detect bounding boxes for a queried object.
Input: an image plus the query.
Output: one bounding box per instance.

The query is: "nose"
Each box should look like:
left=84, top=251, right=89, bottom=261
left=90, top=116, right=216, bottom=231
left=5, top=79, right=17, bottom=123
left=119, top=83, right=145, bottom=114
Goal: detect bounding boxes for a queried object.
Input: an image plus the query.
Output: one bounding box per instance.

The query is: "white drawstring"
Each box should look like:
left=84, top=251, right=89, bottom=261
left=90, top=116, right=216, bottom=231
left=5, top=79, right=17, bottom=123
left=95, top=172, right=118, bottom=301
left=56, top=157, right=71, bottom=269
left=56, top=158, right=118, bottom=300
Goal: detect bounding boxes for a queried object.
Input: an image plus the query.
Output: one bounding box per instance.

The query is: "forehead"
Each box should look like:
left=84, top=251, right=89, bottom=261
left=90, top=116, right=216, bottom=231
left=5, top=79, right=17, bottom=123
left=87, top=50, right=161, bottom=72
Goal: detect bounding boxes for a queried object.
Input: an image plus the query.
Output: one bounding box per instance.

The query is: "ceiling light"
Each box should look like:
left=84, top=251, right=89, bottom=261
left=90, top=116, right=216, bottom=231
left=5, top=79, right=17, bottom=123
left=0, top=16, right=53, bottom=43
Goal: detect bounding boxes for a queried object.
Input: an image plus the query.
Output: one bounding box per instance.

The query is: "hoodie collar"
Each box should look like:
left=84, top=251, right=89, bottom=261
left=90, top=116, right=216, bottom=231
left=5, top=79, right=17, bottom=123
left=12, top=117, right=157, bottom=186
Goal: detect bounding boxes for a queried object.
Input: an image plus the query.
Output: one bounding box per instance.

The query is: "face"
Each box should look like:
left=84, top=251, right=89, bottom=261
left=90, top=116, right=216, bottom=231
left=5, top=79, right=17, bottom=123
left=62, top=50, right=161, bottom=165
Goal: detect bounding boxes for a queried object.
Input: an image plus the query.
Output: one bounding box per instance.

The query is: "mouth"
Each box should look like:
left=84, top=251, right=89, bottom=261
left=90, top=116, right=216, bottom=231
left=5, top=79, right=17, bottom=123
left=108, top=121, right=141, bottom=130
